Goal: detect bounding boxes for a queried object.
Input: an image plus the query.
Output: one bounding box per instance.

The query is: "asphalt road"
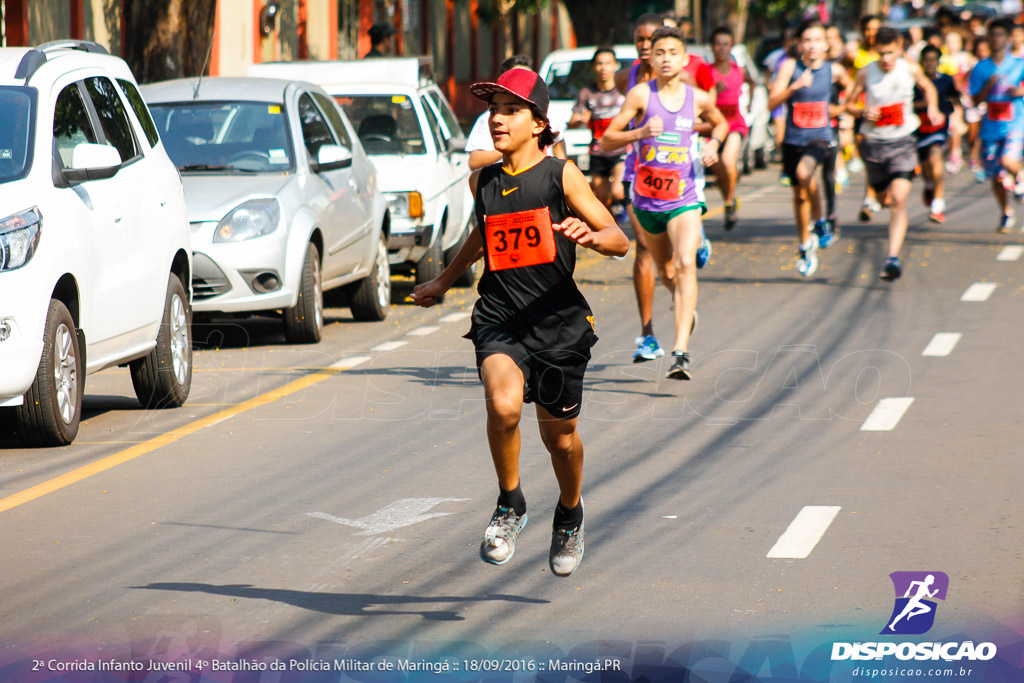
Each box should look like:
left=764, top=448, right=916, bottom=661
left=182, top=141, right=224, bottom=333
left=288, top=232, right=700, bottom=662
left=1, top=165, right=1021, bottom=680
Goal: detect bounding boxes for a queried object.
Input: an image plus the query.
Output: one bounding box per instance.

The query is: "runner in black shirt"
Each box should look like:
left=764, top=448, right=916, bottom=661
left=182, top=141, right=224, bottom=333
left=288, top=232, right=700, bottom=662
left=411, top=68, right=628, bottom=577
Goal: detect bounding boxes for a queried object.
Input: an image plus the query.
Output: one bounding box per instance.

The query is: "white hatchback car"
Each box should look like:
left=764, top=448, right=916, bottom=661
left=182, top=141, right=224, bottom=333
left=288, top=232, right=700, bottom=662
left=142, top=77, right=391, bottom=343
left=249, top=58, right=476, bottom=291
left=0, top=41, right=192, bottom=446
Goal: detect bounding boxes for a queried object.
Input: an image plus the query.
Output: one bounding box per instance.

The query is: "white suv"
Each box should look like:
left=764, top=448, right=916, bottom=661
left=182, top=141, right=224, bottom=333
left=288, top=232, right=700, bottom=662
left=249, top=58, right=476, bottom=291
left=0, top=41, right=192, bottom=446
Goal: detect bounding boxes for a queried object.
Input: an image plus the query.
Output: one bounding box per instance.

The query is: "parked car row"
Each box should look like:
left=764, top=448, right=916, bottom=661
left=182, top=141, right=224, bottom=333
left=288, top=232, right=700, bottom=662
left=0, top=42, right=472, bottom=447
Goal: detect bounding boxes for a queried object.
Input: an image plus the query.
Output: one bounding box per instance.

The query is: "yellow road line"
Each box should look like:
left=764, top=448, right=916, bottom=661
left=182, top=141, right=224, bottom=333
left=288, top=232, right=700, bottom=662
left=0, top=363, right=361, bottom=514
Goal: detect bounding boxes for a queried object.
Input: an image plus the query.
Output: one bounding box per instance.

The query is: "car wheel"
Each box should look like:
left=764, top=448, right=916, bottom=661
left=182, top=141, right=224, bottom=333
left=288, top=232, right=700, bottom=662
left=283, top=242, right=324, bottom=344
left=130, top=274, right=193, bottom=409
left=350, top=234, right=391, bottom=321
left=15, top=300, right=83, bottom=446
left=415, top=238, right=444, bottom=303
left=447, top=222, right=478, bottom=288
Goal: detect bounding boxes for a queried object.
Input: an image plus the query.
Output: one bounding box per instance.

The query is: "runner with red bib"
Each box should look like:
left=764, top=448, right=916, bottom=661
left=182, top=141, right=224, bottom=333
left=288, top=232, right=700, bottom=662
left=569, top=47, right=627, bottom=209
left=709, top=26, right=754, bottom=231
left=411, top=68, right=628, bottom=577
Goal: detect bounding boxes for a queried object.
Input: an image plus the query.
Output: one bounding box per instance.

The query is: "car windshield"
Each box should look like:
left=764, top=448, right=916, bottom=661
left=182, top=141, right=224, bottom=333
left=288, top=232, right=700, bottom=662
left=334, top=94, right=426, bottom=155
left=543, top=60, right=597, bottom=102
left=0, top=87, right=35, bottom=184
left=149, top=101, right=293, bottom=172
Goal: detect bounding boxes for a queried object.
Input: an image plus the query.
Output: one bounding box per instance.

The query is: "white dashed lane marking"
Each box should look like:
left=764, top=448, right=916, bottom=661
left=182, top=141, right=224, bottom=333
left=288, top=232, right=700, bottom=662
left=439, top=312, right=472, bottom=323
left=921, top=333, right=962, bottom=357
left=371, top=340, right=408, bottom=352
left=766, top=506, right=842, bottom=559
left=407, top=326, right=441, bottom=337
left=960, top=283, right=997, bottom=302
left=996, top=245, right=1024, bottom=261
left=861, top=397, right=915, bottom=432
left=330, top=356, right=371, bottom=369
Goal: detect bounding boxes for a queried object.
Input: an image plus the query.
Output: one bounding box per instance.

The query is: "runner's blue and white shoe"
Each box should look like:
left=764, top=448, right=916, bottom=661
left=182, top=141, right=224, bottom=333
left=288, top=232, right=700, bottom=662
left=797, top=233, right=819, bottom=277
left=696, top=234, right=711, bottom=269
left=813, top=219, right=835, bottom=249
left=480, top=505, right=527, bottom=565
left=633, top=335, right=665, bottom=363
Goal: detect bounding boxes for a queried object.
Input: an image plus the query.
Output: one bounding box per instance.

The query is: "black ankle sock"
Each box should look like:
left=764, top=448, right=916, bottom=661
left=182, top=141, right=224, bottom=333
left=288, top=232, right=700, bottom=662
left=554, top=499, right=583, bottom=529
left=497, top=484, right=526, bottom=517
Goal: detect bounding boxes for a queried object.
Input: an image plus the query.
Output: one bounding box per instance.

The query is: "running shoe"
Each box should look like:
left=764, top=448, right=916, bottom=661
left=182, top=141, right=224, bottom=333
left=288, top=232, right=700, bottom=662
left=858, top=202, right=873, bottom=223
left=836, top=166, right=850, bottom=187
left=480, top=505, right=527, bottom=565
left=665, top=351, right=692, bottom=380
left=797, top=233, right=819, bottom=277
left=724, top=198, right=739, bottom=231
left=633, top=335, right=665, bottom=363
left=847, top=157, right=865, bottom=174
left=945, top=157, right=963, bottom=174
left=813, top=219, right=835, bottom=249
left=549, top=500, right=585, bottom=577
left=696, top=234, right=712, bottom=269
left=973, top=163, right=986, bottom=183
left=998, top=213, right=1016, bottom=233
left=879, top=256, right=902, bottom=282
left=929, top=210, right=945, bottom=223
left=779, top=174, right=792, bottom=187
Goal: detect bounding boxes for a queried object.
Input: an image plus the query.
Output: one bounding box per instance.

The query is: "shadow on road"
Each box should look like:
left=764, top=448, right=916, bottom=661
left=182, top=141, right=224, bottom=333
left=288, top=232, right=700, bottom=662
left=132, top=582, right=548, bottom=621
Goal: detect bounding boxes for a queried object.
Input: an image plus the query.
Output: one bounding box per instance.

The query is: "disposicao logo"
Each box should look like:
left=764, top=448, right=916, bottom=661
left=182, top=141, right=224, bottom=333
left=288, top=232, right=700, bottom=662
left=881, top=571, right=948, bottom=635
left=831, top=571, right=998, bottom=663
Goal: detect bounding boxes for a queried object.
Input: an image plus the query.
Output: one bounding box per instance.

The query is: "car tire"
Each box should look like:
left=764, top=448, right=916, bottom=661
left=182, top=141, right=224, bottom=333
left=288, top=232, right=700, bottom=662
left=283, top=242, right=324, bottom=344
left=415, top=237, right=445, bottom=302
left=350, top=234, right=391, bottom=321
left=447, top=221, right=478, bottom=288
left=130, top=274, right=193, bottom=409
left=15, top=300, right=83, bottom=446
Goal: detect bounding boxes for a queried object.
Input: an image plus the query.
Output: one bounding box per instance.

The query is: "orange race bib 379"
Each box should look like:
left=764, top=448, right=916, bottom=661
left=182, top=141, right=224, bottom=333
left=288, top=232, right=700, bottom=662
left=876, top=103, right=905, bottom=127
left=485, top=207, right=557, bottom=271
left=988, top=101, right=1013, bottom=122
left=792, top=101, right=828, bottom=128
left=635, top=165, right=683, bottom=201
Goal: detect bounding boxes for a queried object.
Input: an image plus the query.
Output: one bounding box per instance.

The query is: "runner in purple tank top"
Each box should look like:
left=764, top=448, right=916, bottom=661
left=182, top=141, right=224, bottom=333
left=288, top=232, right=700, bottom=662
left=613, top=14, right=709, bottom=365
left=603, top=26, right=729, bottom=381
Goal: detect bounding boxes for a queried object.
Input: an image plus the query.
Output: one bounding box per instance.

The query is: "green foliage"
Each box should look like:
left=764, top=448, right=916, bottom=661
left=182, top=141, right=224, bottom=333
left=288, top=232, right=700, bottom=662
left=462, top=0, right=551, bottom=25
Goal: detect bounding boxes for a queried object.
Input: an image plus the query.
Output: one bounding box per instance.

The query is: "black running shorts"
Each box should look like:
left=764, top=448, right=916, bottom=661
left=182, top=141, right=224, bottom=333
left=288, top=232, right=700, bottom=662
left=472, top=325, right=591, bottom=420
left=782, top=141, right=830, bottom=183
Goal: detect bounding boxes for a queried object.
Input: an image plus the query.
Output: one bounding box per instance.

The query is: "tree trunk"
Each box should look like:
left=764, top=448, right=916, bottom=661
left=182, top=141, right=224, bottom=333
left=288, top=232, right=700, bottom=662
left=123, top=0, right=217, bottom=84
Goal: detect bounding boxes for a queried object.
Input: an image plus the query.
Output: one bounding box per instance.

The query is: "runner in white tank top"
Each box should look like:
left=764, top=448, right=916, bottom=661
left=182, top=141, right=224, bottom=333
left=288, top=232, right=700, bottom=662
left=846, top=27, right=942, bottom=282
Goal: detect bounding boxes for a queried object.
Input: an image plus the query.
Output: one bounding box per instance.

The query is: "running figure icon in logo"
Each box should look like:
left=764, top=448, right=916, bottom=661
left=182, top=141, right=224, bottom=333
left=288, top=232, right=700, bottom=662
left=881, top=571, right=950, bottom=635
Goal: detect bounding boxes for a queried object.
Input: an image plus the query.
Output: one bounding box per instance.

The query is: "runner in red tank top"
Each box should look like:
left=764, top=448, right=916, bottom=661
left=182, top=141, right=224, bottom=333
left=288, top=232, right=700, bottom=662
left=709, top=26, right=755, bottom=230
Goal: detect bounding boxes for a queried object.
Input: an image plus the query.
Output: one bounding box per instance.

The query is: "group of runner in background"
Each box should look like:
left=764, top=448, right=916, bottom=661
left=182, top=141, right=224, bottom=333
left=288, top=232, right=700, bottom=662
left=566, top=8, right=1024, bottom=352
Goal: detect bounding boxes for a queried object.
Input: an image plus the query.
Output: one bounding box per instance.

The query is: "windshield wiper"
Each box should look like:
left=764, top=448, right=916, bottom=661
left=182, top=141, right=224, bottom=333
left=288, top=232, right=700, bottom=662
left=178, top=164, right=258, bottom=173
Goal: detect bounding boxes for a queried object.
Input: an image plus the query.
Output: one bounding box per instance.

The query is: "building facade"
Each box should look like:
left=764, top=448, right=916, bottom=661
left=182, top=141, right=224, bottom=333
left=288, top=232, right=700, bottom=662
left=1, top=0, right=577, bottom=118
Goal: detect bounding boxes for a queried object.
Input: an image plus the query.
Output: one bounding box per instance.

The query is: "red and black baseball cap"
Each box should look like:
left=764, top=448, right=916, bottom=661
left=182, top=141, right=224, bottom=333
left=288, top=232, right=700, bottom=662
left=470, top=68, right=550, bottom=113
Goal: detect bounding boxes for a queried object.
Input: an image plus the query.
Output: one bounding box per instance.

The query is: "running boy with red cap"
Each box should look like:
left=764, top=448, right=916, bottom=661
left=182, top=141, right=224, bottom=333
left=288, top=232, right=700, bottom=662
left=602, top=26, right=729, bottom=380
left=411, top=68, right=628, bottom=577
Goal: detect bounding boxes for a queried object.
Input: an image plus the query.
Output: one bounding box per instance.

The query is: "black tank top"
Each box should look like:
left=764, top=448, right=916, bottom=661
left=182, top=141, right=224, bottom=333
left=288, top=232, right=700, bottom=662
left=471, top=157, right=598, bottom=352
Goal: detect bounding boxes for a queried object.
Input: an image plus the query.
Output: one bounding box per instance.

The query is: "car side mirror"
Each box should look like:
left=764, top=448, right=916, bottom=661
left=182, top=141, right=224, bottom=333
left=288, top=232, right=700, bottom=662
left=446, top=137, right=467, bottom=154
left=63, top=143, right=122, bottom=182
left=314, top=144, right=353, bottom=172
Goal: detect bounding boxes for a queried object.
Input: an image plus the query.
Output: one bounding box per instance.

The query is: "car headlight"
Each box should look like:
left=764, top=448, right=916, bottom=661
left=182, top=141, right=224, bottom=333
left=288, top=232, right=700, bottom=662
left=214, top=199, right=281, bottom=243
left=0, top=207, right=42, bottom=272
left=384, top=191, right=423, bottom=219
